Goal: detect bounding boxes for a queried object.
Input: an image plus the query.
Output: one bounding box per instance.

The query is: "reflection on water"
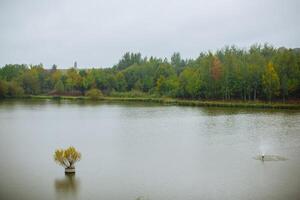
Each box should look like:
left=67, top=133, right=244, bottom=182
left=54, top=173, right=80, bottom=200
left=135, top=196, right=149, bottom=200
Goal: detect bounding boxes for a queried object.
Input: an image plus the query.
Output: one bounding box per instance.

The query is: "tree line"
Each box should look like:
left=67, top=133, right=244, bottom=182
left=0, top=44, right=300, bottom=101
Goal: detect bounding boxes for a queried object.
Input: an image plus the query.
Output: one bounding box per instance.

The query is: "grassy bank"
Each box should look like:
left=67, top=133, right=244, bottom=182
left=9, top=95, right=300, bottom=110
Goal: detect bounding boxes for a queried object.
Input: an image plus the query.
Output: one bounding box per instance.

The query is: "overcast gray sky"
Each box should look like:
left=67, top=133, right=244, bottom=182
left=0, top=0, right=299, bottom=68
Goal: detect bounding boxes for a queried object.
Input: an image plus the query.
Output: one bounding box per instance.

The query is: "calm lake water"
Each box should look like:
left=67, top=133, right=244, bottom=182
left=0, top=100, right=300, bottom=200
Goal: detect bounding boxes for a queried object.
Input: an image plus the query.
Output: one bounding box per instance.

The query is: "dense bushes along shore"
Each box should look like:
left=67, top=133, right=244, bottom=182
left=1, top=44, right=300, bottom=102
left=9, top=95, right=300, bottom=110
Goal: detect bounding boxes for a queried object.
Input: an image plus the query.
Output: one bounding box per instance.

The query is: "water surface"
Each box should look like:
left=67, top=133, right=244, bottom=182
left=0, top=100, right=300, bottom=200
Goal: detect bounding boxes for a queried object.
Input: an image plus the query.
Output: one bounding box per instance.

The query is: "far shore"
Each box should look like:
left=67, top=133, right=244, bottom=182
left=3, top=95, right=300, bottom=110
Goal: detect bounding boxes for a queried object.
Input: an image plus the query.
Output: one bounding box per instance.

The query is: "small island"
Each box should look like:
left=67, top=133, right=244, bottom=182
left=54, top=147, right=81, bottom=174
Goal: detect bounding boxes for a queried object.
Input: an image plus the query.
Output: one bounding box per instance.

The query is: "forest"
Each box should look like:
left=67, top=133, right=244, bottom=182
left=0, top=44, right=300, bottom=102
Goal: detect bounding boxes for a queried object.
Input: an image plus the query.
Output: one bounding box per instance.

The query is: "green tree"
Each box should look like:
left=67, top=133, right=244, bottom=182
left=114, top=52, right=143, bottom=70
left=179, top=68, right=201, bottom=98
left=0, top=80, right=8, bottom=98
left=247, top=45, right=265, bottom=100
left=156, top=76, right=179, bottom=97
left=85, top=88, right=103, bottom=99
left=115, top=72, right=127, bottom=92
left=21, top=68, right=41, bottom=94
left=171, top=52, right=186, bottom=74
left=7, top=81, right=24, bottom=97
left=274, top=49, right=299, bottom=101
left=0, top=64, right=27, bottom=81
left=82, top=69, right=96, bottom=90
left=54, top=80, right=65, bottom=93
left=134, top=80, right=143, bottom=91
left=154, top=63, right=176, bottom=81
left=65, top=68, right=82, bottom=92
left=51, top=70, right=62, bottom=85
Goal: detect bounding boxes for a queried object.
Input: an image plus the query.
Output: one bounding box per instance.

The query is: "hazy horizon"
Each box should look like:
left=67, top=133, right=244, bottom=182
left=1, top=0, right=300, bottom=68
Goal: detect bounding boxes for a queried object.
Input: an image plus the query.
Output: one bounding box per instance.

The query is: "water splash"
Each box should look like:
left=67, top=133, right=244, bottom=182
left=259, top=140, right=271, bottom=156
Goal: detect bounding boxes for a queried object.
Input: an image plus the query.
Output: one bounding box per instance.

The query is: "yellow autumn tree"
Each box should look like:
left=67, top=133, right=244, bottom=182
left=54, top=146, right=81, bottom=169
left=262, top=62, right=280, bottom=101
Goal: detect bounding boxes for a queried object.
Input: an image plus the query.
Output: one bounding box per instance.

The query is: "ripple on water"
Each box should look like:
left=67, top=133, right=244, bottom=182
left=254, top=155, right=288, bottom=161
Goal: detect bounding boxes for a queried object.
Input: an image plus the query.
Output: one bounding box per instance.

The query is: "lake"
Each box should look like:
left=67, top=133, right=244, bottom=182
left=0, top=99, right=300, bottom=200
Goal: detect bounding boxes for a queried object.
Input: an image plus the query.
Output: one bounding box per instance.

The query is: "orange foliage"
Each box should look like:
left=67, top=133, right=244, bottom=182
left=211, top=57, right=222, bottom=81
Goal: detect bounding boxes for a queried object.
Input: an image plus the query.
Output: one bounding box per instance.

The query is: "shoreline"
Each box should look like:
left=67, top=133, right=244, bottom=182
left=3, top=95, right=300, bottom=110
